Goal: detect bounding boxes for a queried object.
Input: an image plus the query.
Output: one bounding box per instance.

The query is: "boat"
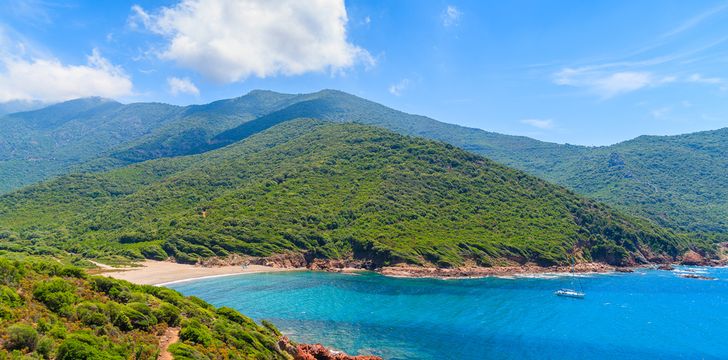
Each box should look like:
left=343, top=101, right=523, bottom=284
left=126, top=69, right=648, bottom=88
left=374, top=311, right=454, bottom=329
left=555, top=256, right=585, bottom=299
left=555, top=288, right=585, bottom=298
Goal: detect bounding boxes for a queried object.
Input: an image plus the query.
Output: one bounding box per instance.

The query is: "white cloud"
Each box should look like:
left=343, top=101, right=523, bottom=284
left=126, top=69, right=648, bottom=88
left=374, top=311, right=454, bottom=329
left=520, top=118, right=554, bottom=129
left=442, top=5, right=461, bottom=27
left=687, top=73, right=722, bottom=84
left=131, top=0, right=373, bottom=83
left=388, top=78, right=410, bottom=96
left=0, top=48, right=133, bottom=103
left=554, top=68, right=675, bottom=98
left=167, top=76, right=199, bottom=96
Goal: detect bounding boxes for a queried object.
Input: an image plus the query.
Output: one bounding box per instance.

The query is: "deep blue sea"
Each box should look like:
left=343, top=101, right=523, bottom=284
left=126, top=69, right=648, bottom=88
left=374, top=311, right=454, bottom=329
left=170, top=266, right=728, bottom=359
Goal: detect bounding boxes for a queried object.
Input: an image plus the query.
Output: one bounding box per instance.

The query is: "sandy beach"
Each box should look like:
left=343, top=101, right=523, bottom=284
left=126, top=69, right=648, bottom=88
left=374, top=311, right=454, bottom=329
left=97, top=260, right=301, bottom=286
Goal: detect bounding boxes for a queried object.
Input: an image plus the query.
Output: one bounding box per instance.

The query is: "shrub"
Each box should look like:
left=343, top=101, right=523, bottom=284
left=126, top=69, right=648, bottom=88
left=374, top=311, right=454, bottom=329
left=75, top=302, right=108, bottom=326
left=56, top=334, right=102, bottom=360
left=154, top=303, right=181, bottom=327
left=169, top=343, right=209, bottom=360
left=36, top=336, right=54, bottom=360
left=0, top=285, right=22, bottom=307
left=6, top=323, right=38, bottom=351
left=179, top=320, right=213, bottom=346
left=33, top=278, right=78, bottom=313
left=216, top=307, right=255, bottom=327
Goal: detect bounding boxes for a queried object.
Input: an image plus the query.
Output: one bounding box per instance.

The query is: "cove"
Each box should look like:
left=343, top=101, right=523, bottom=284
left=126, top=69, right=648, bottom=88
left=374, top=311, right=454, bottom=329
left=170, top=267, right=728, bottom=359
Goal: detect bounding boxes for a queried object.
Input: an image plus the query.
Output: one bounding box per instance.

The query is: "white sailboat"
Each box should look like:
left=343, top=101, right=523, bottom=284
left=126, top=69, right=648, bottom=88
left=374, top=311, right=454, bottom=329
left=555, top=257, right=585, bottom=299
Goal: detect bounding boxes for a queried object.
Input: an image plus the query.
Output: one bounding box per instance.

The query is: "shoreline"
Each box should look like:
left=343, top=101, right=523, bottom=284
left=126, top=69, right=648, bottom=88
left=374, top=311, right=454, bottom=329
left=96, top=260, right=303, bottom=286
left=93, top=259, right=718, bottom=286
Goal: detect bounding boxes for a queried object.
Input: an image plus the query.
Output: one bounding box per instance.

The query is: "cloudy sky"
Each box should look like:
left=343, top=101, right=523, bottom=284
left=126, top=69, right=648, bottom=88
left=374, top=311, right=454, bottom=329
left=1, top=0, right=727, bottom=145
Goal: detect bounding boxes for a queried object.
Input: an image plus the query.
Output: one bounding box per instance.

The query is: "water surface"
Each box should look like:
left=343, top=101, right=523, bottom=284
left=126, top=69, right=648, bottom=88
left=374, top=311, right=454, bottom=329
left=170, top=267, right=728, bottom=359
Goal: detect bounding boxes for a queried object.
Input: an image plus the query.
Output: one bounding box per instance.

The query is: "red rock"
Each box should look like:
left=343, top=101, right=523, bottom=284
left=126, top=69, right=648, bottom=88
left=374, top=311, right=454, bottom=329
left=681, top=251, right=706, bottom=266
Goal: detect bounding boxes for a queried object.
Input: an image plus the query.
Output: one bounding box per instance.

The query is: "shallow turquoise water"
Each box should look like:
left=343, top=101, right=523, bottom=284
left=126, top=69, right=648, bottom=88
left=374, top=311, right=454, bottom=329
left=170, top=267, right=728, bottom=359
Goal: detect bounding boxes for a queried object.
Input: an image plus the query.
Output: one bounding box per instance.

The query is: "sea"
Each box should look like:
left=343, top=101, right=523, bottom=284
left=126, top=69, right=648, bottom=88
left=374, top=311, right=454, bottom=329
left=169, top=266, right=728, bottom=359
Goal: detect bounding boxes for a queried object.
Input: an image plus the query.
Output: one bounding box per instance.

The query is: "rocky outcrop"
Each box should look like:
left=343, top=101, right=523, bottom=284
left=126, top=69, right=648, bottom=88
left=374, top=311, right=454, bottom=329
left=278, top=337, right=381, bottom=360
left=250, top=252, right=308, bottom=268
left=379, top=262, right=616, bottom=279
left=681, top=250, right=707, bottom=266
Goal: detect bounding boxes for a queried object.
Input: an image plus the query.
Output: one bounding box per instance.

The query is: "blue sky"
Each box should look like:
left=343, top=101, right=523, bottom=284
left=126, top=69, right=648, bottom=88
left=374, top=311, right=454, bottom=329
left=1, top=0, right=727, bottom=145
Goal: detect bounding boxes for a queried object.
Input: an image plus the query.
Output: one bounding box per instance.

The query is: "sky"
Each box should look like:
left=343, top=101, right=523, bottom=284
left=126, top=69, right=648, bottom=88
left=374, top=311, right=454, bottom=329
left=0, top=0, right=727, bottom=146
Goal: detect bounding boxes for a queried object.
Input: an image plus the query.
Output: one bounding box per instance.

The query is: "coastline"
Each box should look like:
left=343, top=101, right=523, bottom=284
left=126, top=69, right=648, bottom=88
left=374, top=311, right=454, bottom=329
left=377, top=262, right=621, bottom=279
left=92, top=257, right=719, bottom=286
left=96, top=260, right=302, bottom=286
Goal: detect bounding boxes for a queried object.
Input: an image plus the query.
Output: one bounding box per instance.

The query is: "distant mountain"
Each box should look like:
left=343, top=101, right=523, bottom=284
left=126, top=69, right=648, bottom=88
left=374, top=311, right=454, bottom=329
left=0, top=120, right=700, bottom=268
left=2, top=89, right=726, bottom=235
left=0, top=99, right=47, bottom=115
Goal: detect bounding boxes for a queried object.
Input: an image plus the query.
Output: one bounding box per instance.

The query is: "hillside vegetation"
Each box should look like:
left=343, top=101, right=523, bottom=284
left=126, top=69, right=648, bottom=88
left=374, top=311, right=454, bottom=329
left=0, top=120, right=703, bottom=268
left=3, top=89, right=725, bottom=236
left=0, top=257, right=294, bottom=359
left=205, top=91, right=728, bottom=235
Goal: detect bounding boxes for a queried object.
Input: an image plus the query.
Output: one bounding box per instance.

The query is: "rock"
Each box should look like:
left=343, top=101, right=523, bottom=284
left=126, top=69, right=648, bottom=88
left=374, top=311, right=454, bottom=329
left=681, top=251, right=706, bottom=266
left=250, top=252, right=308, bottom=268
left=679, top=274, right=716, bottom=281
left=657, top=264, right=675, bottom=271
left=278, top=337, right=381, bottom=360
left=615, top=268, right=634, bottom=273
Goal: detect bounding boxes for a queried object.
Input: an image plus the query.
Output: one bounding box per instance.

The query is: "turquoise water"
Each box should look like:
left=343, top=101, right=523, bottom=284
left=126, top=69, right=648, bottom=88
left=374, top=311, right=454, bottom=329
left=170, top=267, right=728, bottom=359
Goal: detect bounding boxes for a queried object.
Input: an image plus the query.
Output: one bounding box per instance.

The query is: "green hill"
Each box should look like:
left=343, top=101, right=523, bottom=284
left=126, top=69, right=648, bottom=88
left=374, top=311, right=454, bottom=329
left=207, top=91, right=728, bottom=235
left=3, top=89, right=725, bottom=236
left=0, top=257, right=303, bottom=359
left=0, top=120, right=703, bottom=268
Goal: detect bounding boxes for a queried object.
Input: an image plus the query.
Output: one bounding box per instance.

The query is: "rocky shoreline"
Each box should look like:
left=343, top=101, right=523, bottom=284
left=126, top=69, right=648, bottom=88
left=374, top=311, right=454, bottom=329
left=279, top=337, right=381, bottom=360
left=188, top=249, right=727, bottom=280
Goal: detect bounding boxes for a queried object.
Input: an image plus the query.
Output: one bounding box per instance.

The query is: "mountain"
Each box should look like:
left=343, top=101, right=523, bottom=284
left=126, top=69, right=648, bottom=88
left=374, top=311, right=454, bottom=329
left=0, top=120, right=703, bottom=268
left=2, top=89, right=725, bottom=236
left=0, top=98, right=181, bottom=193
left=0, top=257, right=336, bottom=359
left=202, top=91, right=728, bottom=235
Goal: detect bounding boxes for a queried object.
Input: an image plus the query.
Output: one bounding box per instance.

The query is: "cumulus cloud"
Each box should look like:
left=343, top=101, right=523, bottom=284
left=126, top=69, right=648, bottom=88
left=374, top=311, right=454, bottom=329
left=442, top=5, right=462, bottom=27
left=131, top=0, right=373, bottom=83
left=0, top=48, right=133, bottom=103
left=388, top=79, right=410, bottom=96
left=521, top=118, right=554, bottom=129
left=554, top=68, right=675, bottom=98
left=167, top=76, right=199, bottom=96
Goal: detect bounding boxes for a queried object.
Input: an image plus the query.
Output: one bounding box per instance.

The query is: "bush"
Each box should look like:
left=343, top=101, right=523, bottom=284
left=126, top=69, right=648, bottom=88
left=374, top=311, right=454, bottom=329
left=216, top=307, right=254, bottom=327
left=0, top=285, right=22, bottom=307
left=155, top=302, right=181, bottom=326
left=36, top=336, right=54, bottom=360
left=33, top=278, right=79, bottom=313
left=179, top=320, right=213, bottom=346
left=75, top=302, right=108, bottom=326
left=6, top=323, right=38, bottom=351
left=169, top=343, right=209, bottom=360
left=56, top=334, right=102, bottom=360
left=140, top=244, right=168, bottom=260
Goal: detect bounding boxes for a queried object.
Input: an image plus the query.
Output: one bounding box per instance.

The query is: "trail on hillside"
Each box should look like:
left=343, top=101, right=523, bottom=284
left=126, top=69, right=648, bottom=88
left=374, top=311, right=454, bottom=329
left=158, top=327, right=180, bottom=360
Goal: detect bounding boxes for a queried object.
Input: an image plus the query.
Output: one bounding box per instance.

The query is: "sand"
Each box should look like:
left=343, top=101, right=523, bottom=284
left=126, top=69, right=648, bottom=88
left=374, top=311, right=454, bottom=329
left=97, top=260, right=300, bottom=286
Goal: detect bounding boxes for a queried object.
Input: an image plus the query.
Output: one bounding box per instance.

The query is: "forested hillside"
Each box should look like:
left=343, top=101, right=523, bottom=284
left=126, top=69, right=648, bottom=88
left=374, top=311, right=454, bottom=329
left=0, top=120, right=704, bottom=268
left=3, top=90, right=725, bottom=236
left=206, top=91, right=728, bottom=235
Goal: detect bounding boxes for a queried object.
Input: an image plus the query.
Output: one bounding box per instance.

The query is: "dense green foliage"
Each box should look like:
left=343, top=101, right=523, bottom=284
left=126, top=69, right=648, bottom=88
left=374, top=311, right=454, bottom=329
left=206, top=91, right=728, bottom=235
left=0, top=120, right=701, bottom=267
left=3, top=89, right=724, bottom=237
left=0, top=91, right=300, bottom=193
left=0, top=258, right=291, bottom=359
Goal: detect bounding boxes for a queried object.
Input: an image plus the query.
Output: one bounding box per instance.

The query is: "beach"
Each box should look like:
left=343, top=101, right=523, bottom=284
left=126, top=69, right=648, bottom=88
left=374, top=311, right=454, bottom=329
left=96, top=260, right=300, bottom=286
